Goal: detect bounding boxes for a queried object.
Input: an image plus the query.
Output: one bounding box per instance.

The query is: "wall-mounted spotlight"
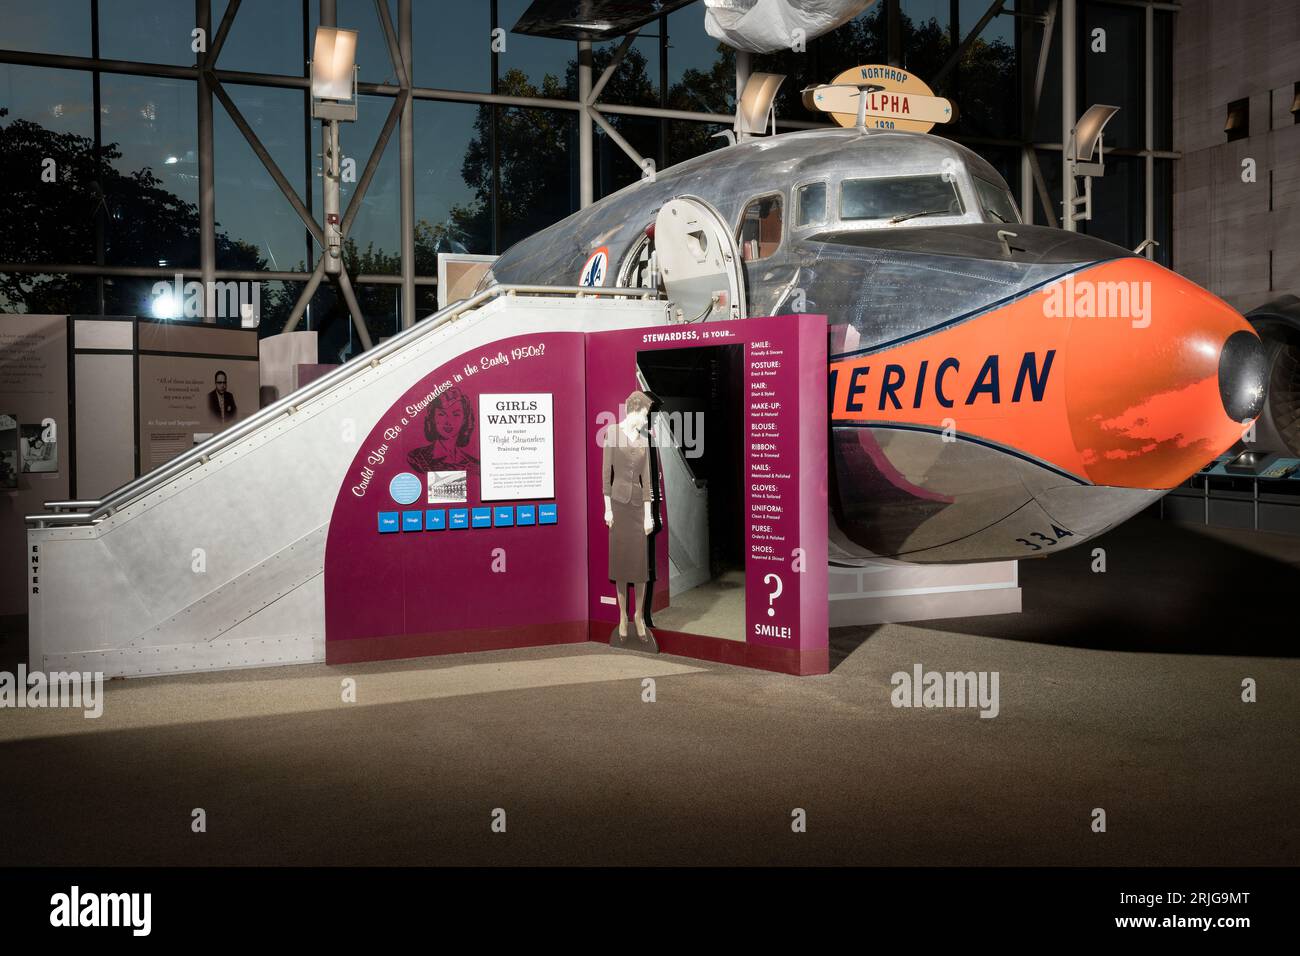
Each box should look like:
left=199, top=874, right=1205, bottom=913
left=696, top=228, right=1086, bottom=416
left=1066, top=103, right=1119, bottom=223
left=310, top=26, right=358, bottom=275
left=311, top=26, right=358, bottom=116
left=1071, top=104, right=1120, bottom=165
left=734, top=72, right=786, bottom=140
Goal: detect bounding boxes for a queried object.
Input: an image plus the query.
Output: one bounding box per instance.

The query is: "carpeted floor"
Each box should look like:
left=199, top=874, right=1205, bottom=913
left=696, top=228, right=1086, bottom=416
left=653, top=568, right=746, bottom=641
left=1, top=514, right=1296, bottom=866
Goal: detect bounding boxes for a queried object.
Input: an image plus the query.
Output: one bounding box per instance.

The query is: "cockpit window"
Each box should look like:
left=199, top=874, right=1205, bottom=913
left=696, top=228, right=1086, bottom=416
left=739, top=194, right=782, bottom=260
left=973, top=176, right=1022, bottom=224
left=795, top=182, right=826, bottom=228
left=840, top=174, right=964, bottom=223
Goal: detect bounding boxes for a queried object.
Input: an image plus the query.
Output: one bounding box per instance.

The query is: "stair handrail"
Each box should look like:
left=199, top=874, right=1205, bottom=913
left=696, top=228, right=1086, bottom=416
left=27, top=283, right=658, bottom=528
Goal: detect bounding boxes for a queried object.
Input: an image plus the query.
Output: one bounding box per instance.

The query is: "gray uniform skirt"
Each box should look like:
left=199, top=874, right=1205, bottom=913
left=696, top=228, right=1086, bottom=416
left=609, top=497, right=650, bottom=583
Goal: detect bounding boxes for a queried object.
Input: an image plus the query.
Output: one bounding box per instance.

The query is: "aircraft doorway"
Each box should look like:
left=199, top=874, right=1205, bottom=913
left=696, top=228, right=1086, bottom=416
left=639, top=343, right=747, bottom=642
left=617, top=196, right=746, bottom=323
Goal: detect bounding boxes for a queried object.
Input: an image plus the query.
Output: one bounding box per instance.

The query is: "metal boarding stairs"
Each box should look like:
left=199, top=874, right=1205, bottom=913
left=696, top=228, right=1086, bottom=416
left=30, top=285, right=653, bottom=529
left=24, top=283, right=714, bottom=678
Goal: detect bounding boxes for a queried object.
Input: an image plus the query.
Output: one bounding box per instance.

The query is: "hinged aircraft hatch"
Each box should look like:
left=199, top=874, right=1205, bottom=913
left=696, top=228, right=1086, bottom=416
left=653, top=197, right=746, bottom=324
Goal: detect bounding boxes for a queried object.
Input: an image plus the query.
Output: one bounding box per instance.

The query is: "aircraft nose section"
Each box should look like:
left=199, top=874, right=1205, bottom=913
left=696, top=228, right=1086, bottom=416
left=1064, top=258, right=1261, bottom=489
left=1218, top=329, right=1268, bottom=421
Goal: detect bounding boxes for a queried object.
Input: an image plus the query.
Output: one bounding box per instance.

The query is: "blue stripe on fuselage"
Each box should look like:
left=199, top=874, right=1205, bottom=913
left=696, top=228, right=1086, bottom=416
left=828, top=261, right=1104, bottom=361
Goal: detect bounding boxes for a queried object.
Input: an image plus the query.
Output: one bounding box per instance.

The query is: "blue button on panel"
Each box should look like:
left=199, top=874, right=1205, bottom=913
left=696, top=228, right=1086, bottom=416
left=402, top=511, right=423, bottom=531
left=425, top=509, right=446, bottom=530
left=388, top=471, right=422, bottom=505
left=471, top=506, right=492, bottom=528
left=538, top=503, right=557, bottom=525
left=516, top=505, right=536, bottom=526
left=449, top=508, right=470, bottom=529
left=378, top=512, right=399, bottom=533
left=493, top=506, right=514, bottom=527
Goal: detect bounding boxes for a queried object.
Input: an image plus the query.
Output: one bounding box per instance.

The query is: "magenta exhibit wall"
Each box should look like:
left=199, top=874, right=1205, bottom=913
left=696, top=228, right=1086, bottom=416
left=325, top=332, right=590, bottom=663
left=323, top=316, right=828, bottom=675
left=586, top=315, right=829, bottom=674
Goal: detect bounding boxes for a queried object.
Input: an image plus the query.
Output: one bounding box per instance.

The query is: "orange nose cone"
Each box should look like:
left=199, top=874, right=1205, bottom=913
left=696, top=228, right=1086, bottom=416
left=1064, top=259, right=1264, bottom=489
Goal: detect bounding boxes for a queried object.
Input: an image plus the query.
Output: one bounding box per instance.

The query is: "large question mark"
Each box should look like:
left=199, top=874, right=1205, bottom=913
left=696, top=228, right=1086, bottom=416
left=763, top=573, right=784, bottom=617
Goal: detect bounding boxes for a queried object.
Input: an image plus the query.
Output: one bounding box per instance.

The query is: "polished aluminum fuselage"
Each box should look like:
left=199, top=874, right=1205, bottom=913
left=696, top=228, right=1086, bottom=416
left=483, top=128, right=1174, bottom=563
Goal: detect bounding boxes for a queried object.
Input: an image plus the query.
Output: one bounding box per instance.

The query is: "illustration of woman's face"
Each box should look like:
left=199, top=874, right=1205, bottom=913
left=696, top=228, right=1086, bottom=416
left=434, top=401, right=464, bottom=442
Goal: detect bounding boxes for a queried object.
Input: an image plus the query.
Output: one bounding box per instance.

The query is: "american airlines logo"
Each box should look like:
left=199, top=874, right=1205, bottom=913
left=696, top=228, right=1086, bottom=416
left=828, top=350, right=1056, bottom=416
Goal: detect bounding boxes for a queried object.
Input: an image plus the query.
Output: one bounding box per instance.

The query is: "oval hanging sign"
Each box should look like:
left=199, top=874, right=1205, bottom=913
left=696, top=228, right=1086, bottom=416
left=804, top=64, right=954, bottom=133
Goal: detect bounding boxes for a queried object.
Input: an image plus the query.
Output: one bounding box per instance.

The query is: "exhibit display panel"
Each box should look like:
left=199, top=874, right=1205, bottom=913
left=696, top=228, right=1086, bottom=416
left=0, top=315, right=69, bottom=618
left=28, top=295, right=666, bottom=678
left=324, top=331, right=592, bottom=663
left=323, top=312, right=829, bottom=675
left=135, top=321, right=259, bottom=472
left=586, top=314, right=830, bottom=674
left=71, top=317, right=136, bottom=500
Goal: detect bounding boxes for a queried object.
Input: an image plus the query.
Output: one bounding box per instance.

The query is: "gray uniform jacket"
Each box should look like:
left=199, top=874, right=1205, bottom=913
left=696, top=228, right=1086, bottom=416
left=602, top=434, right=653, bottom=505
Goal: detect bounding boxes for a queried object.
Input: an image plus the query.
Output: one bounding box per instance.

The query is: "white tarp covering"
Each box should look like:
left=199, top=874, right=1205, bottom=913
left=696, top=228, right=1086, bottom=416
left=703, top=0, right=875, bottom=53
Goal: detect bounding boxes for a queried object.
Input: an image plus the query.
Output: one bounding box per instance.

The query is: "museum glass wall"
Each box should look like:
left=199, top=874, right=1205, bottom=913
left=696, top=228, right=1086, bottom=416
left=0, top=0, right=1174, bottom=363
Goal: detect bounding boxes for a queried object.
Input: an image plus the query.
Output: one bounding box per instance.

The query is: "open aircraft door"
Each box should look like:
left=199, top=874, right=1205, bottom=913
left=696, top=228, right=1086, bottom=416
left=654, top=196, right=746, bottom=323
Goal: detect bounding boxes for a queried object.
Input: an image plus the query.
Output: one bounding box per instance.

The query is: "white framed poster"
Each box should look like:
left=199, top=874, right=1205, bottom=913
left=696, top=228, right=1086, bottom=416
left=478, top=393, right=554, bottom=501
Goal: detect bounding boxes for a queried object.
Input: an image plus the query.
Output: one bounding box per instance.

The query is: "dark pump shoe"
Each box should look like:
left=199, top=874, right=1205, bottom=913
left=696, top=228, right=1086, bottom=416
left=610, top=622, right=658, bottom=653
left=634, top=621, right=659, bottom=654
